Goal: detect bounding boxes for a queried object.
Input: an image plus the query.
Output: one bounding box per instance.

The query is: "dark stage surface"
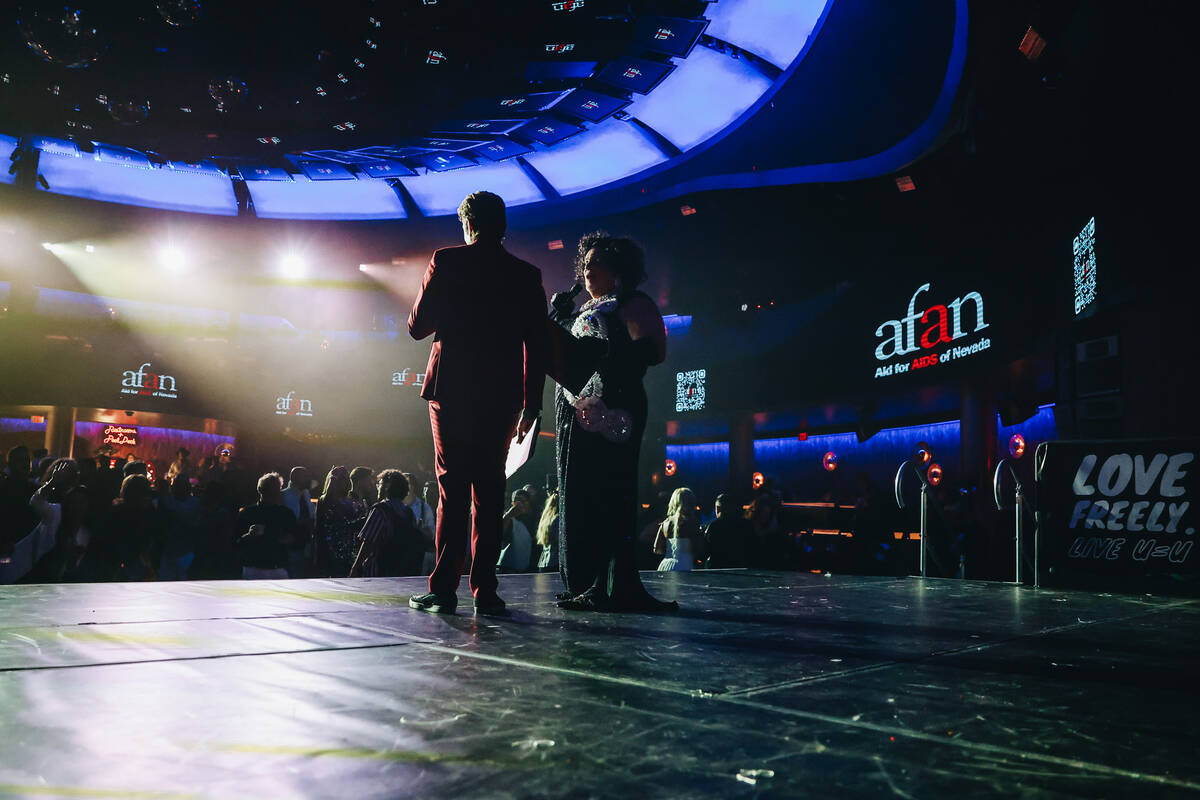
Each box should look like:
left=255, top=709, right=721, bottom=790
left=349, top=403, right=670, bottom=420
left=1, top=572, right=1197, bottom=798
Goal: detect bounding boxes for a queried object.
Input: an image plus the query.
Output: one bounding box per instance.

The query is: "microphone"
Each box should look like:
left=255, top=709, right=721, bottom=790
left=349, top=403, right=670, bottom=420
left=551, top=282, right=584, bottom=318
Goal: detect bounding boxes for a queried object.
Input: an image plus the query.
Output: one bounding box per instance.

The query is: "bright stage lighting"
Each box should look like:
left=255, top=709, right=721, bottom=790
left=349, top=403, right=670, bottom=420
left=359, top=264, right=369, bottom=272
left=280, top=253, right=307, bottom=279
left=41, top=242, right=53, bottom=250
left=159, top=245, right=187, bottom=272
left=85, top=244, right=95, bottom=253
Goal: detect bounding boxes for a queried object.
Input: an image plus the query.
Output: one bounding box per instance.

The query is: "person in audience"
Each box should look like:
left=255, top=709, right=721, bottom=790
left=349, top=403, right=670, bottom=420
left=704, top=493, right=751, bottom=568
left=654, top=487, right=703, bottom=571
left=166, top=448, right=193, bottom=483
left=349, top=466, right=377, bottom=515
left=191, top=480, right=237, bottom=580
left=281, top=466, right=314, bottom=578
left=123, top=460, right=148, bottom=478
left=1, top=446, right=37, bottom=561
left=35, top=458, right=90, bottom=582
left=159, top=474, right=200, bottom=580
left=497, top=488, right=533, bottom=573
left=349, top=470, right=424, bottom=577
left=91, top=474, right=162, bottom=581
left=404, top=472, right=436, bottom=574
left=315, top=466, right=359, bottom=577
left=746, top=493, right=787, bottom=569
left=235, top=473, right=296, bottom=580
left=535, top=490, right=560, bottom=573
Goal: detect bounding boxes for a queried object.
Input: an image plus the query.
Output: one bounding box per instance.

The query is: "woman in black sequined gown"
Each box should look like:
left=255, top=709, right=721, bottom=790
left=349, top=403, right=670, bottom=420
left=552, top=233, right=676, bottom=612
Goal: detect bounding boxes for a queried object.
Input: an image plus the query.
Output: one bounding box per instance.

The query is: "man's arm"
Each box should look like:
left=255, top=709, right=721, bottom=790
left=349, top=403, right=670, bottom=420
left=518, top=269, right=549, bottom=441
left=407, top=256, right=441, bottom=340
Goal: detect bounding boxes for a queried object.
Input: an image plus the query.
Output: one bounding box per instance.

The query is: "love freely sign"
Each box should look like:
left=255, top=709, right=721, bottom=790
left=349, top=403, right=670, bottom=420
left=1036, top=440, right=1197, bottom=592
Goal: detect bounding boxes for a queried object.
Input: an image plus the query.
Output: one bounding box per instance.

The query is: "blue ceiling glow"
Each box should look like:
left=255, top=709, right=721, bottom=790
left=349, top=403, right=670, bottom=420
left=521, top=118, right=667, bottom=196
left=246, top=174, right=407, bottom=220
left=754, top=419, right=962, bottom=485
left=705, top=0, right=832, bottom=70
left=0, top=417, right=47, bottom=434
left=665, top=441, right=732, bottom=500
left=35, top=150, right=238, bottom=216
left=0, top=134, right=16, bottom=185
left=294, top=160, right=356, bottom=181
left=399, top=161, right=544, bottom=217
left=996, top=404, right=1057, bottom=449
left=474, top=139, right=533, bottom=162
left=626, top=45, right=773, bottom=152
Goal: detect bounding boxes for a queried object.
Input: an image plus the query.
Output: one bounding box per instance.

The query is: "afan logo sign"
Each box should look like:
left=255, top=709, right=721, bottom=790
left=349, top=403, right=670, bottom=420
left=500, top=98, right=525, bottom=107
left=121, top=362, right=178, bottom=399
left=392, top=369, right=427, bottom=390
left=872, top=284, right=990, bottom=380
left=551, top=0, right=584, bottom=11
left=622, top=67, right=642, bottom=79
left=654, top=28, right=675, bottom=40
left=545, top=43, right=576, bottom=53
left=275, top=391, right=313, bottom=417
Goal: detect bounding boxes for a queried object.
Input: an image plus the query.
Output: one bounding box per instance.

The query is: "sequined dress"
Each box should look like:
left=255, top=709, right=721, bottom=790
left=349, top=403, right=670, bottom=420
left=554, top=292, right=667, bottom=607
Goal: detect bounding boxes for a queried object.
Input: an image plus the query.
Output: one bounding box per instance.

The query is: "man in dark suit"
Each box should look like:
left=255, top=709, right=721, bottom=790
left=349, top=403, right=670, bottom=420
left=407, top=191, right=546, bottom=616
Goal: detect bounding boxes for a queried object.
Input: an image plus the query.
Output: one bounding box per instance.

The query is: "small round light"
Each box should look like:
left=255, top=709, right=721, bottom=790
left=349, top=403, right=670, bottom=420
left=823, top=451, right=839, bottom=472
left=1008, top=433, right=1026, bottom=459
left=280, top=253, right=307, bottom=279
left=915, top=442, right=932, bottom=465
left=664, top=459, right=677, bottom=477
left=752, top=472, right=765, bottom=490
left=927, top=463, right=943, bottom=487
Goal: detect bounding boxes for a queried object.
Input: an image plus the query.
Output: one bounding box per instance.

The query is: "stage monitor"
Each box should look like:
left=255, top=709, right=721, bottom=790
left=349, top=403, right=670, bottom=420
left=596, top=56, right=674, bottom=94
left=515, top=118, right=585, bottom=146
left=413, top=151, right=476, bottom=172
left=296, top=160, right=355, bottom=181
left=631, top=16, right=709, bottom=58
left=555, top=88, right=630, bottom=122
left=525, top=60, right=598, bottom=81
left=475, top=139, right=533, bottom=161
left=1073, top=216, right=1097, bottom=315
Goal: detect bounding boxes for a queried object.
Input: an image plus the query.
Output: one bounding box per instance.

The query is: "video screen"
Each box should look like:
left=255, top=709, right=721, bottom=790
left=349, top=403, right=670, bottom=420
left=555, top=89, right=630, bottom=122
left=631, top=16, right=709, bottom=58
left=596, top=57, right=674, bottom=94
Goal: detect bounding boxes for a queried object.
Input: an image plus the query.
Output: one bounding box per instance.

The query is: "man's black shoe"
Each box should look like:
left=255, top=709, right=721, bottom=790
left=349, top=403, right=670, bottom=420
left=474, top=594, right=509, bottom=617
left=409, top=592, right=457, bottom=614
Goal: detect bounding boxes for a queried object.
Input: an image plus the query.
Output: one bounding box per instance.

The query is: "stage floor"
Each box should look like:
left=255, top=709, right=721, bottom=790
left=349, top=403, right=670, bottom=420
left=1, top=571, right=1197, bottom=798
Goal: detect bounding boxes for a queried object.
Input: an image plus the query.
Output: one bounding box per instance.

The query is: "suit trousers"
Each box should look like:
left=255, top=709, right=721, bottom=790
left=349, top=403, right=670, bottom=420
left=427, top=400, right=520, bottom=599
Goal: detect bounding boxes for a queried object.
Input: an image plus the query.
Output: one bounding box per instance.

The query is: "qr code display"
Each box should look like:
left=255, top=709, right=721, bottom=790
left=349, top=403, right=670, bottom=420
left=675, top=369, right=706, bottom=413
left=1073, top=216, right=1096, bottom=315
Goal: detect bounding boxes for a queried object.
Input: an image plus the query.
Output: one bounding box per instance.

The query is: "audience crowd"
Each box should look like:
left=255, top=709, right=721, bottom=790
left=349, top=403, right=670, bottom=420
left=2, top=442, right=951, bottom=584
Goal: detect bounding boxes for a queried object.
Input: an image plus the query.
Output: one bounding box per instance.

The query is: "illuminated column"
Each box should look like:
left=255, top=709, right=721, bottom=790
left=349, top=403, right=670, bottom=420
left=44, top=406, right=77, bottom=459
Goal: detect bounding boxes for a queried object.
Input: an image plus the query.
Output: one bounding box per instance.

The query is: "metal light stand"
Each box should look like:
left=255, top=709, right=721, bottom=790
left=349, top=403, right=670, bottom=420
left=894, top=460, right=930, bottom=578
left=993, top=458, right=1036, bottom=587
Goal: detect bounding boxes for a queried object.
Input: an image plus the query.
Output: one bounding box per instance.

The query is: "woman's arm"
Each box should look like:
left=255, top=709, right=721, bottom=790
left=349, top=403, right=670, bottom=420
left=653, top=520, right=668, bottom=555
left=620, top=294, right=667, bottom=365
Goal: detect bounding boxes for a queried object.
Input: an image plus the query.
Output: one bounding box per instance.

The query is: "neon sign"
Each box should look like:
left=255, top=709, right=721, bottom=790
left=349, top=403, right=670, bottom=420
left=275, top=391, right=313, bottom=417
left=102, top=425, right=138, bottom=447
left=873, top=284, right=990, bottom=380
left=121, top=362, right=179, bottom=399
left=545, top=44, right=576, bottom=53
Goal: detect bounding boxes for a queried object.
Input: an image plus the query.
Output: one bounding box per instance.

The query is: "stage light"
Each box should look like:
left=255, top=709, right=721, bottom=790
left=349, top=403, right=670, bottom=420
left=1008, top=433, right=1026, bottom=459
left=895, top=175, right=916, bottom=192
left=664, top=459, right=677, bottom=477
left=752, top=472, right=765, bottom=490
left=927, top=463, right=943, bottom=487
left=280, top=252, right=307, bottom=279
left=41, top=242, right=53, bottom=250
left=359, top=264, right=369, bottom=271
left=159, top=245, right=186, bottom=272
left=84, top=244, right=94, bottom=253
left=823, top=451, right=839, bottom=472
left=915, top=442, right=932, bottom=465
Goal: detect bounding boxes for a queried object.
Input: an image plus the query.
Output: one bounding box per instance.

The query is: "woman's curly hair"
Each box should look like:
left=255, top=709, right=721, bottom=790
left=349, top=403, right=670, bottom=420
left=573, top=230, right=647, bottom=292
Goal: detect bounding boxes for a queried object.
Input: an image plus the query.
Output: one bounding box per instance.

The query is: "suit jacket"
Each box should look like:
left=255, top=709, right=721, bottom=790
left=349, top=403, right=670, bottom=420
left=408, top=241, right=547, bottom=416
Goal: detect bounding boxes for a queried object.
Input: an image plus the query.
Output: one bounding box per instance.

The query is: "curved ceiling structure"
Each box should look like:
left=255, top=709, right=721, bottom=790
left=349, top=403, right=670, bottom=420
left=1, top=0, right=966, bottom=221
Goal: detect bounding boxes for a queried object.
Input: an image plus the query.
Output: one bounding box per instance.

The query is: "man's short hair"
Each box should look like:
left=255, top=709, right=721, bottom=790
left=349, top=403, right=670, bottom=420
left=512, top=488, right=531, bottom=504
left=123, top=460, right=148, bottom=477
left=457, top=191, right=506, bottom=240
left=377, top=469, right=409, bottom=501
left=715, top=493, right=730, bottom=507
left=257, top=472, right=284, bottom=497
